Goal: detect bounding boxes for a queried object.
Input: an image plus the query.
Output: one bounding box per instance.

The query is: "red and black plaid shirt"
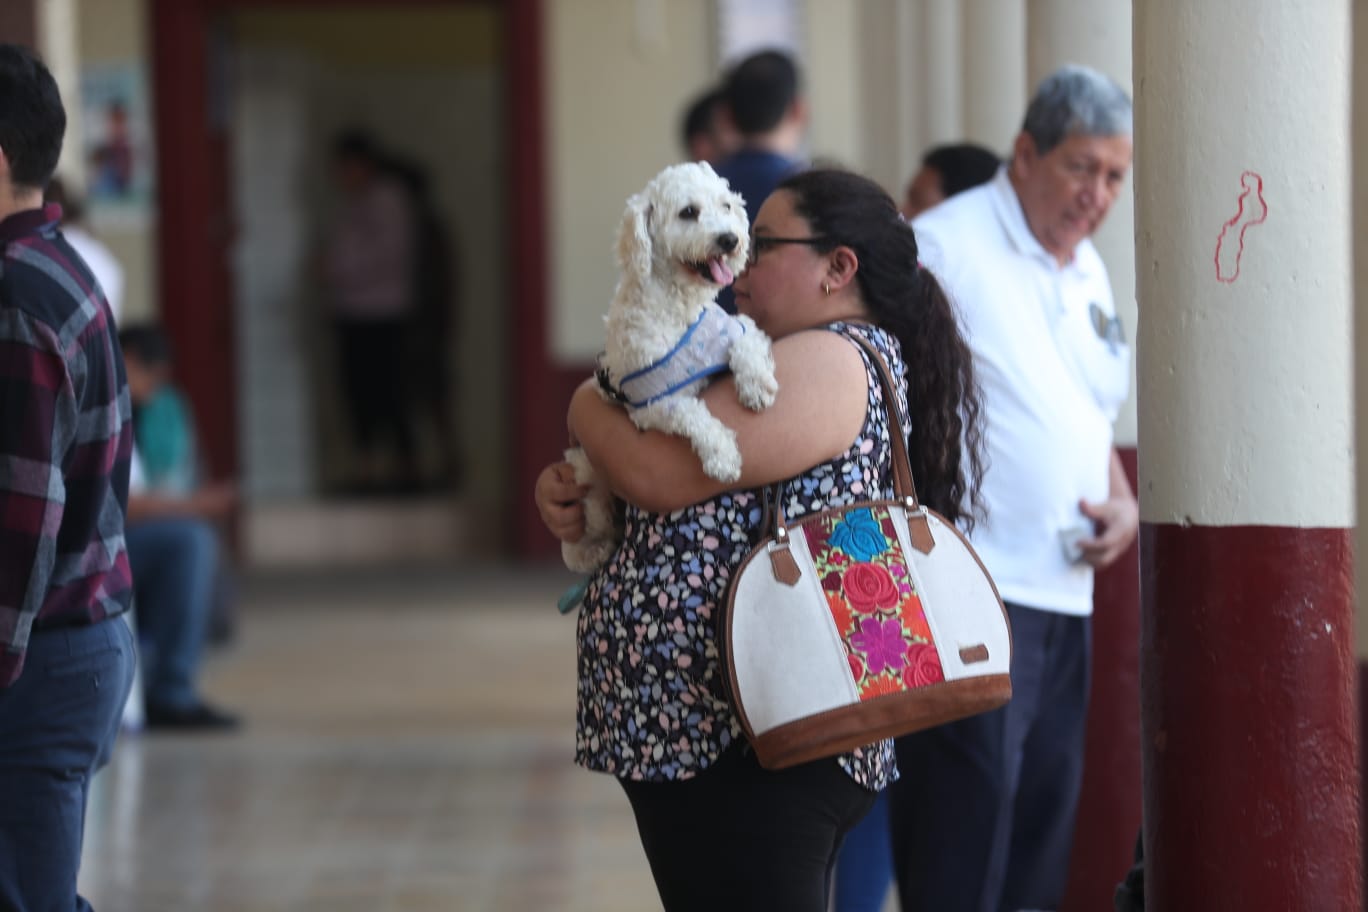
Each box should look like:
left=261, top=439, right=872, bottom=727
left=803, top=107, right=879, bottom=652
left=0, top=203, right=133, bottom=689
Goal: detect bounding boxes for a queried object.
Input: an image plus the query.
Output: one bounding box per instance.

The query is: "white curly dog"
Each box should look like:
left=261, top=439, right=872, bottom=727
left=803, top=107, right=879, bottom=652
left=563, top=161, right=778, bottom=573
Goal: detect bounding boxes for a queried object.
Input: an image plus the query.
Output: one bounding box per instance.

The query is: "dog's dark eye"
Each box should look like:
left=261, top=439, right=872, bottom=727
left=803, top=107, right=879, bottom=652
left=679, top=205, right=700, bottom=220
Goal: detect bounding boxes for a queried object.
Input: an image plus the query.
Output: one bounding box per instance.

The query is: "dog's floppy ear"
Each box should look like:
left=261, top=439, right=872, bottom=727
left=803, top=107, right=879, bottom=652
left=617, top=192, right=653, bottom=281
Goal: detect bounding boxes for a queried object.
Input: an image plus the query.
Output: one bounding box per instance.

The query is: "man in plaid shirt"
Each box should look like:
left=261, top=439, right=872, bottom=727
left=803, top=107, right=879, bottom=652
left=0, top=44, right=137, bottom=911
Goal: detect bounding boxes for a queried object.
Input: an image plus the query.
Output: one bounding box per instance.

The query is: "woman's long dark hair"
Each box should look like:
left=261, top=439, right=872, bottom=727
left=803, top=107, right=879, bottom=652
left=778, top=168, right=986, bottom=527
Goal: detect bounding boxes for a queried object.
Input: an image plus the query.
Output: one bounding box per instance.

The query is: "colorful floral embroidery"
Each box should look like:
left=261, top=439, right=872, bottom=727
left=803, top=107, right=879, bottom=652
left=828, top=509, right=889, bottom=561
left=843, top=562, right=899, bottom=613
left=903, top=643, right=945, bottom=687
left=849, top=616, right=909, bottom=675
left=804, top=503, right=944, bottom=699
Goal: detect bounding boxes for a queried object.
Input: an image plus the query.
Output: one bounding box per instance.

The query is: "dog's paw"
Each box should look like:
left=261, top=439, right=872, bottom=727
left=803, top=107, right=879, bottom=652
left=737, top=371, right=779, bottom=411
left=700, top=448, right=743, bottom=484
left=563, top=537, right=617, bottom=573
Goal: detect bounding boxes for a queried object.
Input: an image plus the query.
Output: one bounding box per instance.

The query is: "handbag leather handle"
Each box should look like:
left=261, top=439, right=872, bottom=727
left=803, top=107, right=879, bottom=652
left=765, top=327, right=923, bottom=535
left=847, top=331, right=920, bottom=507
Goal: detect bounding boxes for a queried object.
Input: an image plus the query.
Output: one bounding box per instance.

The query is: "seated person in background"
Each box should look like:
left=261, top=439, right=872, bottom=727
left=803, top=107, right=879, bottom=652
left=125, top=444, right=240, bottom=730
left=900, top=142, right=1001, bottom=220
left=121, top=323, right=239, bottom=643
left=119, top=324, right=196, bottom=493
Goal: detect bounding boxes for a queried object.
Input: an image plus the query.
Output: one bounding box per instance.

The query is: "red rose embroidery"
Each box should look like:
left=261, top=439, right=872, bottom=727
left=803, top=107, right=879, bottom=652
left=902, top=643, right=944, bottom=688
left=847, top=652, right=865, bottom=683
left=843, top=563, right=899, bottom=613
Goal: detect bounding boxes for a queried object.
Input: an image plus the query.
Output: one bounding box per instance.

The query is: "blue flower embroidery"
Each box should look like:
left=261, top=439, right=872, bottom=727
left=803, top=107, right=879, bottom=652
left=828, top=509, right=889, bottom=562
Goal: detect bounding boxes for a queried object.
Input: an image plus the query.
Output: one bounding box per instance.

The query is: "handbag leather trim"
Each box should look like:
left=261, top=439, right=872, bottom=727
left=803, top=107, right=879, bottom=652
left=907, top=510, right=936, bottom=554
left=958, top=644, right=990, bottom=664
left=750, top=674, right=1012, bottom=770
left=768, top=539, right=802, bottom=586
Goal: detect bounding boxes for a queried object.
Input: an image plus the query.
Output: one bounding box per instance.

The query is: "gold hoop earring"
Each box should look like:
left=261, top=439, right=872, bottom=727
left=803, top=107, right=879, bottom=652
left=823, top=281, right=831, bottom=296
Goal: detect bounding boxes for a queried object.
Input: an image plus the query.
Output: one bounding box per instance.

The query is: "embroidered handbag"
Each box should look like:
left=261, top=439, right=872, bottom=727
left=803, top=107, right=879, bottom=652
left=723, top=333, right=1011, bottom=770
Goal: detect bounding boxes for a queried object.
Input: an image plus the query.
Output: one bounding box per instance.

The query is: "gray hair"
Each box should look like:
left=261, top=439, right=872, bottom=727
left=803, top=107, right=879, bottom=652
left=1021, top=64, right=1132, bottom=155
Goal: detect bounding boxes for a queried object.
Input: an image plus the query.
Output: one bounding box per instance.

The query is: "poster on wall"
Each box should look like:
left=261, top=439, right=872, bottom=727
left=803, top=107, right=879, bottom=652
left=716, top=0, right=803, bottom=68
left=80, top=62, right=155, bottom=226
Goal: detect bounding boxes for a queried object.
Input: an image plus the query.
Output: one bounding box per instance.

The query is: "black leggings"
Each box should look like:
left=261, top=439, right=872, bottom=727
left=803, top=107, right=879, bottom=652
left=619, top=743, right=876, bottom=912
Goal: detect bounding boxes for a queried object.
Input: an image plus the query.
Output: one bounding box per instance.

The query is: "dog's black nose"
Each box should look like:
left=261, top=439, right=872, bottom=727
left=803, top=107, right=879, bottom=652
left=717, top=232, right=739, bottom=253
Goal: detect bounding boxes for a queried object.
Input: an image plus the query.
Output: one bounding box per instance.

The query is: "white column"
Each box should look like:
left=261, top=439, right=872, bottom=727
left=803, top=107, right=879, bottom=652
left=961, top=0, right=1027, bottom=154
left=1135, top=4, right=1356, bottom=904
left=804, top=0, right=862, bottom=171
left=36, top=0, right=84, bottom=188
left=918, top=0, right=962, bottom=144
left=856, top=0, right=921, bottom=198
left=1026, top=0, right=1136, bottom=446
left=1136, top=2, right=1352, bottom=529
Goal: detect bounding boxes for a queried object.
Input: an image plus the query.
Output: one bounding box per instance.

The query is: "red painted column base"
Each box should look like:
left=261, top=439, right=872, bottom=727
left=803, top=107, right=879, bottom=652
left=1142, top=523, right=1359, bottom=910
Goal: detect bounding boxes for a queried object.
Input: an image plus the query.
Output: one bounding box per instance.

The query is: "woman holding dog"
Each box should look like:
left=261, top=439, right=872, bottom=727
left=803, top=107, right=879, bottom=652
left=536, top=168, right=984, bottom=911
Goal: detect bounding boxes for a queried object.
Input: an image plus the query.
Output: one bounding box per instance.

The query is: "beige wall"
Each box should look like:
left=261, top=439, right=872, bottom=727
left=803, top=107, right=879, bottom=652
left=546, top=0, right=714, bottom=362
left=75, top=0, right=156, bottom=324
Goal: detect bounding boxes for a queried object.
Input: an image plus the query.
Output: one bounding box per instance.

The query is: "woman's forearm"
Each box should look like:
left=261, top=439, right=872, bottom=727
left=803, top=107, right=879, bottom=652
left=569, top=330, right=870, bottom=513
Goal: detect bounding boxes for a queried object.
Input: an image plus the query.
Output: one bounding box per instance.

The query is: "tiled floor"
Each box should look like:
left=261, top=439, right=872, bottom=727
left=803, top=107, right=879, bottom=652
left=77, top=566, right=660, bottom=912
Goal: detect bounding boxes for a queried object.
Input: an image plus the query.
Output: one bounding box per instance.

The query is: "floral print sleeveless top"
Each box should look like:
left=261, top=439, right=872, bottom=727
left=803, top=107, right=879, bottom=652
left=575, top=322, right=906, bottom=789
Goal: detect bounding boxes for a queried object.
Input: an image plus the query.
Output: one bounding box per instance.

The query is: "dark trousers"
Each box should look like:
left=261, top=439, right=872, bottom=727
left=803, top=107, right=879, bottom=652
left=0, top=617, right=136, bottom=912
left=619, top=743, right=876, bottom=912
left=335, top=319, right=415, bottom=467
left=890, top=603, right=1091, bottom=912
left=125, top=517, right=216, bottom=710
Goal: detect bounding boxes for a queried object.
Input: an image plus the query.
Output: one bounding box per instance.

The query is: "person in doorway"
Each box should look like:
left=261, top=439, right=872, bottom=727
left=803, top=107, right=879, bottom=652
left=322, top=127, right=420, bottom=493
left=889, top=64, right=1138, bottom=912
left=535, top=168, right=986, bottom=911
left=0, top=43, right=138, bottom=912
left=900, top=142, right=1002, bottom=220
left=713, top=48, right=808, bottom=313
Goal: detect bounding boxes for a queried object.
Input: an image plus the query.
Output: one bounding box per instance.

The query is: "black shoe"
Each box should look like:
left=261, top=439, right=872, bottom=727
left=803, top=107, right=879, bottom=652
left=145, top=701, right=241, bottom=732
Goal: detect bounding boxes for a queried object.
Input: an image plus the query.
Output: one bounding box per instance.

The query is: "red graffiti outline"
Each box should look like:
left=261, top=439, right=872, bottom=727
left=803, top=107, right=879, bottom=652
left=1214, top=170, right=1267, bottom=283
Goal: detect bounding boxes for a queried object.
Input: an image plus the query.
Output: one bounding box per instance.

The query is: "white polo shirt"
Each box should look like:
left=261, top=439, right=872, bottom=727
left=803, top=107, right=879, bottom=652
left=913, top=168, right=1130, bottom=616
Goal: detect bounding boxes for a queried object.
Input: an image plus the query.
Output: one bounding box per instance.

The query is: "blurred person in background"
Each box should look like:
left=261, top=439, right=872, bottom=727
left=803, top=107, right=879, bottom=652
left=120, top=323, right=240, bottom=645
left=892, top=65, right=1137, bottom=912
left=713, top=48, right=808, bottom=314
left=321, top=127, right=420, bottom=493
left=45, top=174, right=125, bottom=322
left=680, top=85, right=739, bottom=166
left=900, top=142, right=1001, bottom=220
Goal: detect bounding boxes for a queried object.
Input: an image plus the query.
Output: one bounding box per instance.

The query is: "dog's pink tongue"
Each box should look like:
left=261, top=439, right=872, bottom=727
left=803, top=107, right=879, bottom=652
left=708, top=257, right=735, bottom=286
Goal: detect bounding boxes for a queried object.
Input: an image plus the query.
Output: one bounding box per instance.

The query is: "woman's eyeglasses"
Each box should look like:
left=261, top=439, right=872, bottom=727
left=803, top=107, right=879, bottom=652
left=747, top=235, right=829, bottom=267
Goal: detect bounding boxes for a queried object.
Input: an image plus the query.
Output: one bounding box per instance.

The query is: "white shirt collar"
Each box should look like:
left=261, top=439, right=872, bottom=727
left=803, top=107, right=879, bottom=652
left=987, top=166, right=1099, bottom=279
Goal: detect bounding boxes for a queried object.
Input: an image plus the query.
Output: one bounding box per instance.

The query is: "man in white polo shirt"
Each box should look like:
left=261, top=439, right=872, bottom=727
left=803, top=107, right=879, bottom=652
left=889, top=65, right=1139, bottom=912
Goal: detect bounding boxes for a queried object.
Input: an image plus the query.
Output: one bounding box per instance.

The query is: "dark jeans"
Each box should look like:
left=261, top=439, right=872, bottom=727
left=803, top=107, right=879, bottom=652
left=832, top=788, right=894, bottom=912
left=0, top=617, right=136, bottom=912
left=890, top=603, right=1091, bottom=912
left=335, top=318, right=416, bottom=467
left=125, top=517, right=216, bottom=710
left=619, top=743, right=876, bottom=912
